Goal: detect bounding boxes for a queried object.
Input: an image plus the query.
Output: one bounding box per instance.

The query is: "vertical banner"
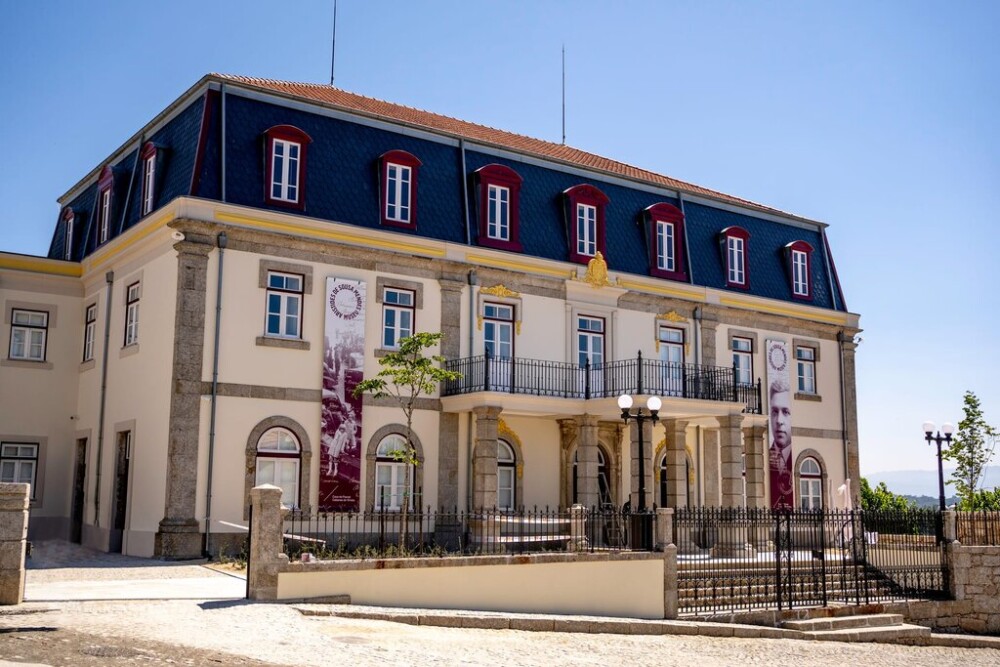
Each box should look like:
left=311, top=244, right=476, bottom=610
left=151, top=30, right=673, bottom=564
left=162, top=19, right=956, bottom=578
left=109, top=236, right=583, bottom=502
left=319, top=278, right=366, bottom=511
left=765, top=339, right=794, bottom=509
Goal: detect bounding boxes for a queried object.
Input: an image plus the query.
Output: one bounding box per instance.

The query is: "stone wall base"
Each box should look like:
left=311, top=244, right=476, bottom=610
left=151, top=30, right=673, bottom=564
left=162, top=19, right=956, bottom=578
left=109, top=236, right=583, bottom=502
left=154, top=519, right=203, bottom=559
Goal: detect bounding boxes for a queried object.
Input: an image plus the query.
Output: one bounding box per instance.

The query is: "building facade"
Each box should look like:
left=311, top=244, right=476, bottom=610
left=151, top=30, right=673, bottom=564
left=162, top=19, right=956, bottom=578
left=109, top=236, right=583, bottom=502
left=0, top=74, right=860, bottom=558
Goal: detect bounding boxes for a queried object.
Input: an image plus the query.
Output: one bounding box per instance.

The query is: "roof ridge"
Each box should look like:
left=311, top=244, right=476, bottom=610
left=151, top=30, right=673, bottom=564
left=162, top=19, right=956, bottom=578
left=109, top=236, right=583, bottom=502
left=212, top=74, right=805, bottom=221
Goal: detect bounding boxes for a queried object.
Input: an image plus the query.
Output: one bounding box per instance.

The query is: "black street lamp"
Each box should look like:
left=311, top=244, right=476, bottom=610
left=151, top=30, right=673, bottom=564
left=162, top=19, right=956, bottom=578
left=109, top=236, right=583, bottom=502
left=617, top=394, right=662, bottom=512
left=922, top=420, right=954, bottom=512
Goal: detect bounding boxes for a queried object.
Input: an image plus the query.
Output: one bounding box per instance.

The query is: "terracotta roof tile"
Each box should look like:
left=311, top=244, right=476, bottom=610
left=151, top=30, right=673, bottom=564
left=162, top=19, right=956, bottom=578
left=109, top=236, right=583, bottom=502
left=214, top=74, right=800, bottom=220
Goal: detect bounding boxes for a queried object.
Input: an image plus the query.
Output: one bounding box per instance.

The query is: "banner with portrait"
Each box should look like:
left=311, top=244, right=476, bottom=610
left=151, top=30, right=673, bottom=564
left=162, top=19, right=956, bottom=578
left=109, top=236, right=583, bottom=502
left=765, top=339, right=794, bottom=509
left=319, top=278, right=366, bottom=511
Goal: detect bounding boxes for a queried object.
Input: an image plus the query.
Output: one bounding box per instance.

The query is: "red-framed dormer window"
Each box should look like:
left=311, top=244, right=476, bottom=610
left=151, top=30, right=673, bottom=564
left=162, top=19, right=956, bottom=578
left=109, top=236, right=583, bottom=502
left=565, top=184, right=609, bottom=265
left=264, top=125, right=311, bottom=210
left=140, top=142, right=159, bottom=217
left=97, top=166, right=114, bottom=246
left=720, top=226, right=751, bottom=289
left=61, top=208, right=75, bottom=261
left=785, top=240, right=814, bottom=301
left=379, top=150, right=421, bottom=229
left=644, top=202, right=687, bottom=282
left=476, top=164, right=523, bottom=252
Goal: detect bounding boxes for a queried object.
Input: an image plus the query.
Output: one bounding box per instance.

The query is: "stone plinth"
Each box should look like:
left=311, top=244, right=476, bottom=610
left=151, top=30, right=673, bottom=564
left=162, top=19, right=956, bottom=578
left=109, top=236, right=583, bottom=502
left=0, top=483, right=29, bottom=605
left=248, top=484, right=290, bottom=601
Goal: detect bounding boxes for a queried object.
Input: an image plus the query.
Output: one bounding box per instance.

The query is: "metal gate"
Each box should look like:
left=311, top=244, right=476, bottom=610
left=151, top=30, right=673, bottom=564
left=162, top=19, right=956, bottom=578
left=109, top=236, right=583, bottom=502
left=675, top=507, right=948, bottom=614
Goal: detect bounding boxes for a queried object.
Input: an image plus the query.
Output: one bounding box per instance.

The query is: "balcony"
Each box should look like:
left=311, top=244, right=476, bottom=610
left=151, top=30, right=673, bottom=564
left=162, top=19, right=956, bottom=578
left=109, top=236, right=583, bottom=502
left=442, top=352, right=762, bottom=415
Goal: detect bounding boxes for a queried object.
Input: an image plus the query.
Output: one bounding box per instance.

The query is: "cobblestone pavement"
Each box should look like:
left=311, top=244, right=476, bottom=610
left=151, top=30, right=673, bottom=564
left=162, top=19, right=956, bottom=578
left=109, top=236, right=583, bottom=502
left=4, top=541, right=1000, bottom=666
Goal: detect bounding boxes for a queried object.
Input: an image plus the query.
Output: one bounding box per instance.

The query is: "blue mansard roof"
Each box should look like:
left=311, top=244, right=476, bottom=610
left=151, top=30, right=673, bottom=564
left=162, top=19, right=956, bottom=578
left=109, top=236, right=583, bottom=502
left=49, top=74, right=847, bottom=311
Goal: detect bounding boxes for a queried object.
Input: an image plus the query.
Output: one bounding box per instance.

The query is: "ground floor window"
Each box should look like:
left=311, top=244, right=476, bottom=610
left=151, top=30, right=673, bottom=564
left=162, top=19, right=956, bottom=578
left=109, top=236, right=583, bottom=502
left=375, top=434, right=413, bottom=510
left=255, top=428, right=300, bottom=508
left=799, top=457, right=823, bottom=510
left=0, top=442, right=38, bottom=498
left=498, top=440, right=516, bottom=511
left=572, top=447, right=611, bottom=507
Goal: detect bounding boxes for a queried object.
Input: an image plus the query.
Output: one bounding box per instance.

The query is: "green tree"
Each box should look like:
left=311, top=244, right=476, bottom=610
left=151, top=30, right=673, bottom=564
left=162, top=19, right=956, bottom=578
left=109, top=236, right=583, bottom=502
left=943, top=391, right=998, bottom=509
left=352, top=332, right=461, bottom=545
left=859, top=477, right=914, bottom=511
left=964, top=488, right=1000, bottom=511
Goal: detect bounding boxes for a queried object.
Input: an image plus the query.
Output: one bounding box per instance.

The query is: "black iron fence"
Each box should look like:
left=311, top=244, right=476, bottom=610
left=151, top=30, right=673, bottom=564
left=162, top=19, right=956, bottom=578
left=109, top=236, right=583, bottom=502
left=282, top=506, right=649, bottom=560
left=674, top=507, right=949, bottom=614
left=443, top=351, right=762, bottom=414
left=956, top=511, right=1000, bottom=546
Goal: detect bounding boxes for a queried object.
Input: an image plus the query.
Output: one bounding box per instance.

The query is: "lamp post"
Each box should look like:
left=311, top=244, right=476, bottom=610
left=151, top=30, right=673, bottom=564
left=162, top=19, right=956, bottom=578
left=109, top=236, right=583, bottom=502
left=617, top=394, right=661, bottom=513
left=922, top=421, right=954, bottom=512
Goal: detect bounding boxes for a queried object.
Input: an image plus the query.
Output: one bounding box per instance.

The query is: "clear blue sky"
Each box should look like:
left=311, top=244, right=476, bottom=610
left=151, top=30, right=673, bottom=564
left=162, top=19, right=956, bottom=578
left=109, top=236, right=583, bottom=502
left=1, top=1, right=997, bottom=477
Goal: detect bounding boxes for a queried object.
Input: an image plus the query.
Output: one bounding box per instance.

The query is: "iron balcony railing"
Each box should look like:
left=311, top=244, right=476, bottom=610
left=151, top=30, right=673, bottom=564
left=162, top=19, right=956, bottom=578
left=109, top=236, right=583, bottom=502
left=442, top=350, right=762, bottom=414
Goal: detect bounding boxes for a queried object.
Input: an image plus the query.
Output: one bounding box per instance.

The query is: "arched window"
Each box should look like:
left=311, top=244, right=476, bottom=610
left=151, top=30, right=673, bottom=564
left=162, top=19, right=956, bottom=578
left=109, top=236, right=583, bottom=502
left=658, top=451, right=694, bottom=507
left=375, top=434, right=413, bottom=510
left=799, top=457, right=823, bottom=510
left=573, top=447, right=611, bottom=507
left=255, top=427, right=301, bottom=508
left=498, top=440, right=516, bottom=511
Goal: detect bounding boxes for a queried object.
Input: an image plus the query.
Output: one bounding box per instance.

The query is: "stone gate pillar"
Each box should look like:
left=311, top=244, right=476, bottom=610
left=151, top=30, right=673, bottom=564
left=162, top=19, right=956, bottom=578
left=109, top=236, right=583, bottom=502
left=0, top=483, right=29, bottom=605
left=472, top=406, right=502, bottom=510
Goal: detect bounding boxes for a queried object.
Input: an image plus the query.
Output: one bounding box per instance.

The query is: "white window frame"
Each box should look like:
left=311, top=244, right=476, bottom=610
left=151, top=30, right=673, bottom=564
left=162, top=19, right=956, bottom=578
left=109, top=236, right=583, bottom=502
left=656, top=220, right=676, bottom=272
left=124, top=283, right=140, bottom=347
left=498, top=440, right=516, bottom=511
left=255, top=427, right=301, bottom=509
left=374, top=434, right=413, bottom=511
left=577, top=203, right=597, bottom=257
left=270, top=138, right=301, bottom=203
left=732, top=336, right=753, bottom=386
left=792, top=249, right=809, bottom=296
left=577, top=315, right=605, bottom=367
left=799, top=457, right=822, bottom=510
left=382, top=287, right=415, bottom=349
left=98, top=188, right=111, bottom=245
left=483, top=303, right=514, bottom=359
left=0, top=443, right=38, bottom=499
left=487, top=184, right=510, bottom=241
left=83, top=304, right=97, bottom=362
left=9, top=309, right=48, bottom=361
left=265, top=271, right=304, bottom=339
left=796, top=346, right=817, bottom=394
left=727, top=235, right=745, bottom=285
left=141, top=153, right=156, bottom=216
left=385, top=162, right=412, bottom=223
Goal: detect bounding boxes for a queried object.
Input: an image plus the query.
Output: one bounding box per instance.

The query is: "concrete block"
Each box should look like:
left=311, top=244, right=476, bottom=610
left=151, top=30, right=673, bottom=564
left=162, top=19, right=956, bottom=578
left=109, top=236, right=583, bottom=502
left=509, top=617, right=555, bottom=632
left=460, top=616, right=509, bottom=630
left=419, top=614, right=463, bottom=628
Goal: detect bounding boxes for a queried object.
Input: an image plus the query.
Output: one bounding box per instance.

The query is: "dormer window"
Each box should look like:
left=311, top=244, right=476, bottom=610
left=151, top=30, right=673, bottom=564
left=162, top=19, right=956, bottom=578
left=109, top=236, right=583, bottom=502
left=644, top=202, right=687, bottom=282
left=140, top=142, right=158, bottom=216
left=785, top=240, right=814, bottom=300
left=264, top=125, right=311, bottom=209
left=720, top=226, right=750, bottom=289
left=475, top=164, right=523, bottom=252
left=97, top=166, right=114, bottom=246
left=565, top=184, right=609, bottom=265
left=379, top=150, right=421, bottom=229
left=62, top=208, right=75, bottom=261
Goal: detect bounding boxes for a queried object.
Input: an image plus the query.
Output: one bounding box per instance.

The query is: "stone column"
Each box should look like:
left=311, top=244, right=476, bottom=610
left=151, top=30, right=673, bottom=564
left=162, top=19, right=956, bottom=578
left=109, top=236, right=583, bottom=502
left=718, top=414, right=745, bottom=508
left=743, top=424, right=767, bottom=508
left=840, top=334, right=861, bottom=506
left=703, top=429, right=721, bottom=506
left=576, top=415, right=601, bottom=508
left=629, top=419, right=654, bottom=511
left=156, top=238, right=213, bottom=559
left=699, top=310, right=720, bottom=367
left=0, top=483, right=29, bottom=605
left=472, top=406, right=502, bottom=510
left=662, top=419, right=689, bottom=509
left=248, top=484, right=290, bottom=601
left=436, top=278, right=466, bottom=511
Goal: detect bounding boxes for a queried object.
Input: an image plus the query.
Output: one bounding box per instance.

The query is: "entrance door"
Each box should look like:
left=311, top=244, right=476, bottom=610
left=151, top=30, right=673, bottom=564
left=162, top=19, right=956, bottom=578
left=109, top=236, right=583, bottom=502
left=483, top=303, right=514, bottom=391
left=109, top=431, right=131, bottom=553
left=71, top=439, right=87, bottom=544
left=577, top=315, right=605, bottom=396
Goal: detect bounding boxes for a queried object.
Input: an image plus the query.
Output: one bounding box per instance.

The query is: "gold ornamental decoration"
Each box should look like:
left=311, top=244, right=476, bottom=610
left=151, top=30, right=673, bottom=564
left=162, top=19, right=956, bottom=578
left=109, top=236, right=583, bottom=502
left=480, top=284, right=521, bottom=298
left=657, top=310, right=688, bottom=323
left=583, top=251, right=611, bottom=288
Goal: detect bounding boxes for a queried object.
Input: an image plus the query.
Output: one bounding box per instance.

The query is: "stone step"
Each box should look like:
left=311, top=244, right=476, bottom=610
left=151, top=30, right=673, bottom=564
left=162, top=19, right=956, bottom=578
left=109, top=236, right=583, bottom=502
left=798, top=623, right=931, bottom=643
left=782, top=613, right=904, bottom=632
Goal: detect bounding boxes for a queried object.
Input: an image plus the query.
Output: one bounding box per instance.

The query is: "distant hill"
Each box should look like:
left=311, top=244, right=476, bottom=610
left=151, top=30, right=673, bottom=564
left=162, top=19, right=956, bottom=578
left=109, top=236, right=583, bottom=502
left=865, top=466, right=1000, bottom=497
left=902, top=494, right=960, bottom=509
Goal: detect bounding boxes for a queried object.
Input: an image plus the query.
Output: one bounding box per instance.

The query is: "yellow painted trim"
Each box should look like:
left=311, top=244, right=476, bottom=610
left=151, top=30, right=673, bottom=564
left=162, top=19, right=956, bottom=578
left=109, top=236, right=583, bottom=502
left=87, top=212, right=174, bottom=267
left=719, top=297, right=848, bottom=325
left=0, top=256, right=82, bottom=278
left=215, top=212, right=446, bottom=257
left=465, top=253, right=573, bottom=278
left=616, top=279, right=706, bottom=301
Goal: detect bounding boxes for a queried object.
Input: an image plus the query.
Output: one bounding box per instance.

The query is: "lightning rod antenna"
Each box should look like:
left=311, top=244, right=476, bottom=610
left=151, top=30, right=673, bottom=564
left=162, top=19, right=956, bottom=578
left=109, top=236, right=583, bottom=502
left=561, top=44, right=566, bottom=145
left=330, top=0, right=338, bottom=86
